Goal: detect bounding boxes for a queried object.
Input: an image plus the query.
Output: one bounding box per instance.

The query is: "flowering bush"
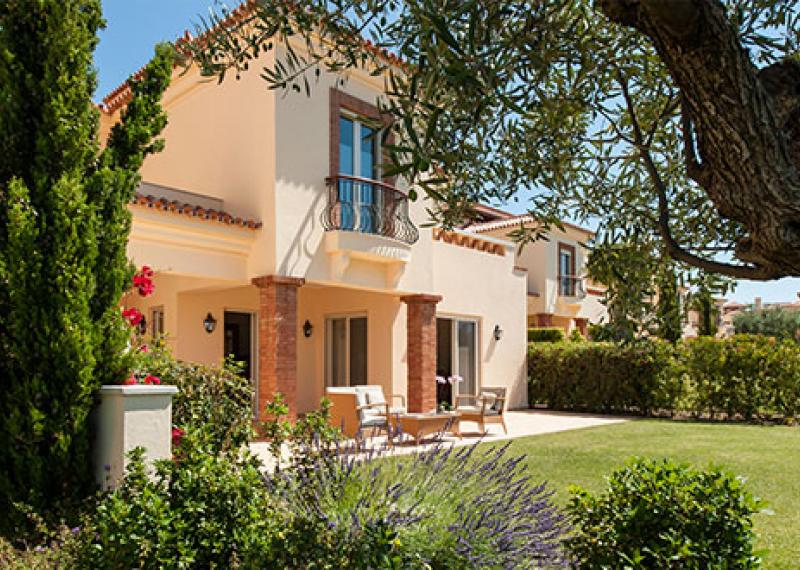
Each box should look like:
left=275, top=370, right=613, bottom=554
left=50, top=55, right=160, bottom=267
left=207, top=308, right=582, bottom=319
left=265, top=434, right=568, bottom=568
left=567, top=458, right=761, bottom=568
left=138, top=345, right=253, bottom=452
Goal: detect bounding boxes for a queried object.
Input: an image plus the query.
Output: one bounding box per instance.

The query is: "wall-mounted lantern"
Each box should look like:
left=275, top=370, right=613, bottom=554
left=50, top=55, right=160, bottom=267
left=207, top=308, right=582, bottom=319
left=493, top=324, right=504, bottom=341
left=203, top=312, right=217, bottom=334
left=303, top=319, right=313, bottom=338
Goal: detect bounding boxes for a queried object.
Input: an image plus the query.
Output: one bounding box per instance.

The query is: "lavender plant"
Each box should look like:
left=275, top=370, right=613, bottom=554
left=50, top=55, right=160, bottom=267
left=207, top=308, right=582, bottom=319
left=266, top=439, right=569, bottom=568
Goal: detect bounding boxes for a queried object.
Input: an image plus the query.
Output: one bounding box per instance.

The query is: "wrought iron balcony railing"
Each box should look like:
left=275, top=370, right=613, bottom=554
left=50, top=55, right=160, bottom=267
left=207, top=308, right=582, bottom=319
left=321, top=175, right=419, bottom=245
left=558, top=275, right=586, bottom=298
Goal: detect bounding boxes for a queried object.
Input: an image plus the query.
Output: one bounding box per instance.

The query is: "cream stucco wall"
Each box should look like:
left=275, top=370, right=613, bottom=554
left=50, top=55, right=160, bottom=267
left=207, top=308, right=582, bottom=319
left=431, top=238, right=528, bottom=408
left=112, top=38, right=531, bottom=414
left=479, top=224, right=607, bottom=328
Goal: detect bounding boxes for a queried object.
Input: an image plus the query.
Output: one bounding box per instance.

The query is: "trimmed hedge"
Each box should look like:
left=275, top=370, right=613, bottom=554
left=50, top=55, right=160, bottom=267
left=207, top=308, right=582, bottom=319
left=528, top=335, right=800, bottom=420
left=528, top=340, right=677, bottom=414
left=528, top=327, right=566, bottom=343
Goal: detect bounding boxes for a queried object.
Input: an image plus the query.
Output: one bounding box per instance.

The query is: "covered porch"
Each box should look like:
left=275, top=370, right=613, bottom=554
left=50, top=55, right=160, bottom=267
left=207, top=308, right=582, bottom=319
left=126, top=272, right=451, bottom=422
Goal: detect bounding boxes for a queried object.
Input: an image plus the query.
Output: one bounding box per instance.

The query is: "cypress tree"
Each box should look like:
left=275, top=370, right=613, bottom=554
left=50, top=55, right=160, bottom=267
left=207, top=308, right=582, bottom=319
left=0, top=0, right=172, bottom=534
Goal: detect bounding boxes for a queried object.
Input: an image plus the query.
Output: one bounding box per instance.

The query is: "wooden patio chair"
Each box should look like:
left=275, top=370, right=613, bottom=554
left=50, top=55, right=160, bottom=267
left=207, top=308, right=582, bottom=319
left=455, top=386, right=508, bottom=435
left=326, top=385, right=405, bottom=439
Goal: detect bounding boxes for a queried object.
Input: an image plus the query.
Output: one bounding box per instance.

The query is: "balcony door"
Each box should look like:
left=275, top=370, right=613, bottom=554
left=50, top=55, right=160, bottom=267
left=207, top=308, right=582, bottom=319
left=558, top=243, right=576, bottom=296
left=339, top=115, right=379, bottom=232
left=325, top=314, right=368, bottom=387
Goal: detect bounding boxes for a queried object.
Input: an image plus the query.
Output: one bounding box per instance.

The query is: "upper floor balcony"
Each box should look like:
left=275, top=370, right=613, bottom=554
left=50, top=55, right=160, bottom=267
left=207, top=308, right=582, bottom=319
left=557, top=275, right=586, bottom=299
left=321, top=175, right=419, bottom=245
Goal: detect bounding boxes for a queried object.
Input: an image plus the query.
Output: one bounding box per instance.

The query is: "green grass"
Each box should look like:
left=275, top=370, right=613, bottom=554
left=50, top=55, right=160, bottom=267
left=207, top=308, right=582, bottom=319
left=492, top=420, right=800, bottom=569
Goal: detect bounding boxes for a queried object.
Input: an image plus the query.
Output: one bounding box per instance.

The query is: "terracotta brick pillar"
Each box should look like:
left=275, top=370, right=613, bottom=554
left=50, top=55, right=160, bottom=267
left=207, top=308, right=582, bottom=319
left=401, top=294, right=442, bottom=413
left=535, top=313, right=554, bottom=327
left=252, top=275, right=305, bottom=421
left=574, top=317, right=589, bottom=337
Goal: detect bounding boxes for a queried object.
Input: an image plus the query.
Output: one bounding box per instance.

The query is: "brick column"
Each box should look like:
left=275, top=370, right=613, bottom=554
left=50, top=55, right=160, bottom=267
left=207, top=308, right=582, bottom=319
left=400, top=294, right=442, bottom=413
left=534, top=313, right=554, bottom=327
left=574, top=317, right=589, bottom=337
left=252, top=275, right=305, bottom=421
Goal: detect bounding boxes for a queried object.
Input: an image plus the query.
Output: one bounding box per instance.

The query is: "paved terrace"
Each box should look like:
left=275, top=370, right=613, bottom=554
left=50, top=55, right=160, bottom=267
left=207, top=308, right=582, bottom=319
left=250, top=410, right=628, bottom=467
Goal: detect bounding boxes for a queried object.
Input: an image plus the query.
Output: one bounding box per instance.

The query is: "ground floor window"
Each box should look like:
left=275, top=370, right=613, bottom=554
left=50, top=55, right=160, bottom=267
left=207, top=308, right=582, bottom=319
left=325, top=315, right=368, bottom=387
left=224, top=311, right=256, bottom=414
left=150, top=306, right=165, bottom=338
left=436, top=317, right=479, bottom=406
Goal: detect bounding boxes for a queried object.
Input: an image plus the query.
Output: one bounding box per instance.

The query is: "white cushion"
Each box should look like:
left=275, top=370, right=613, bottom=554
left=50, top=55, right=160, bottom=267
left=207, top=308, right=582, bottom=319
left=354, top=388, right=369, bottom=409
left=480, top=392, right=497, bottom=409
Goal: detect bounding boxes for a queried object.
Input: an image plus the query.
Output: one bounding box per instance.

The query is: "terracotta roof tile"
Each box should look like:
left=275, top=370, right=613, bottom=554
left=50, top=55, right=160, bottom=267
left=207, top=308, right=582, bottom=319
left=465, top=215, right=595, bottom=237
left=101, top=1, right=404, bottom=114
left=131, top=192, right=262, bottom=230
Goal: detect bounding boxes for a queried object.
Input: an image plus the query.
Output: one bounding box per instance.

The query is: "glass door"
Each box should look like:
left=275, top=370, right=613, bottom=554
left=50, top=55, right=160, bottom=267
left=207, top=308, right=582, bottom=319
left=436, top=317, right=480, bottom=402
left=326, top=315, right=368, bottom=387
left=224, top=311, right=255, bottom=414
left=457, top=320, right=478, bottom=397
left=339, top=114, right=380, bottom=233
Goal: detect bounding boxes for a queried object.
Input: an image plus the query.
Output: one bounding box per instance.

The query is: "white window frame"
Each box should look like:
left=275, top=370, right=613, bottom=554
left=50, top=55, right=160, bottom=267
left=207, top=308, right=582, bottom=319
left=325, top=312, right=368, bottom=387
left=150, top=306, right=165, bottom=338
left=438, top=315, right=481, bottom=398
left=340, top=111, right=381, bottom=180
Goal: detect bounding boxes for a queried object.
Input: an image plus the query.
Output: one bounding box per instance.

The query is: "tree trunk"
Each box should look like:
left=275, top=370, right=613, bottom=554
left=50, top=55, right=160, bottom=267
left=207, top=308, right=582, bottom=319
left=597, top=0, right=800, bottom=279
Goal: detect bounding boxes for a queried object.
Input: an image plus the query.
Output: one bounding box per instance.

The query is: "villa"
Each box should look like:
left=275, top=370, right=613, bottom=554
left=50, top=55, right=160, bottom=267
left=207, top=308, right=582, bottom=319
left=101, top=29, right=603, bottom=422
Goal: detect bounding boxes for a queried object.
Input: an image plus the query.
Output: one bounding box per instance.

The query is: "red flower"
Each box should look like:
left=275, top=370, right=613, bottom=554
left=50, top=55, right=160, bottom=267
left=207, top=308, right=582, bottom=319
left=132, top=266, right=155, bottom=297
left=122, top=307, right=143, bottom=327
left=123, top=375, right=137, bottom=385
left=144, top=374, right=161, bottom=385
left=133, top=274, right=155, bottom=297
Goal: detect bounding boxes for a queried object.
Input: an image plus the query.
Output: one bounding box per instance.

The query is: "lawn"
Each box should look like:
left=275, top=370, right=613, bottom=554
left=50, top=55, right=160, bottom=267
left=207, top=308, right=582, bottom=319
left=494, top=420, right=800, bottom=569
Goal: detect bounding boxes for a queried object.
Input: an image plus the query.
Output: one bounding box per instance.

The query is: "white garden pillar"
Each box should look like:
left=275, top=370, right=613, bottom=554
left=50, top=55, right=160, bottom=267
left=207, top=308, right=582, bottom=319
left=93, top=385, right=178, bottom=490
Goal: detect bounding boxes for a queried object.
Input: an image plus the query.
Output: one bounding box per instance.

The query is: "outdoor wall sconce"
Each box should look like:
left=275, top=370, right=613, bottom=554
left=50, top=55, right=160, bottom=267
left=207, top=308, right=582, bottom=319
left=203, top=312, right=217, bottom=334
left=303, top=320, right=313, bottom=338
left=493, top=324, right=504, bottom=341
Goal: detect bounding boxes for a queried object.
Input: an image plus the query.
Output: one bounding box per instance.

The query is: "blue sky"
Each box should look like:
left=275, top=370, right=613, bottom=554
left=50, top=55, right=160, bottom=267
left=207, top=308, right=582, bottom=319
left=95, top=1, right=800, bottom=304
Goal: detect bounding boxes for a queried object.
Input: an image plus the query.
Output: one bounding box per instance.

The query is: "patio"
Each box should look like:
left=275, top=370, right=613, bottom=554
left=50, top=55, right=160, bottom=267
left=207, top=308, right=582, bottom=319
left=249, top=409, right=628, bottom=465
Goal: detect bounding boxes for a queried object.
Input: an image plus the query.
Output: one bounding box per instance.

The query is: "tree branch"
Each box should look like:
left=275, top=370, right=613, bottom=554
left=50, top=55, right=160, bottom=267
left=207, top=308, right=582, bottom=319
left=617, top=72, right=781, bottom=280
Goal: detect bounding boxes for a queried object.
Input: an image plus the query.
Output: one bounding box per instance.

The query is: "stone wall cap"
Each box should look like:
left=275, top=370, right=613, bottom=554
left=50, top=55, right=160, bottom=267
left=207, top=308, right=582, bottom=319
left=251, top=275, right=306, bottom=288
left=400, top=293, right=443, bottom=304
left=100, top=385, right=179, bottom=396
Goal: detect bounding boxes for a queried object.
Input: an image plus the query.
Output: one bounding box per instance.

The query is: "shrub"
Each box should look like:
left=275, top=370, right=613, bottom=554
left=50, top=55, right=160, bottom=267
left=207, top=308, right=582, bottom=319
left=680, top=334, right=800, bottom=420
left=267, top=442, right=569, bottom=568
left=567, top=458, right=761, bottom=568
left=528, top=340, right=679, bottom=414
left=140, top=344, right=254, bottom=451
left=528, top=327, right=565, bottom=343
left=734, top=307, right=800, bottom=341
left=528, top=335, right=800, bottom=420
left=0, top=521, right=82, bottom=568
left=75, top=432, right=274, bottom=568
left=568, top=328, right=585, bottom=342
left=75, top=399, right=568, bottom=568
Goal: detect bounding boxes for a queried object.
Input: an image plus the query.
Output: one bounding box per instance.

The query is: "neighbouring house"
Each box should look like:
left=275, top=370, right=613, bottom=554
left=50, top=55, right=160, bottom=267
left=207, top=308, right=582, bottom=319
left=463, top=207, right=608, bottom=336
left=684, top=294, right=800, bottom=338
left=101, top=31, right=528, bottom=421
